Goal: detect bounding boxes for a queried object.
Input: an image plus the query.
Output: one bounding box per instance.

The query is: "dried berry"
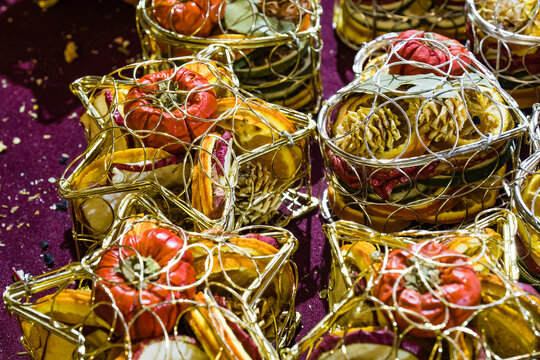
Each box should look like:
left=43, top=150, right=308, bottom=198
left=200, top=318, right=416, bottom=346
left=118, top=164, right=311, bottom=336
left=59, top=154, right=69, bottom=165
left=54, top=199, right=68, bottom=211
left=44, top=253, right=55, bottom=267
left=40, top=240, right=49, bottom=251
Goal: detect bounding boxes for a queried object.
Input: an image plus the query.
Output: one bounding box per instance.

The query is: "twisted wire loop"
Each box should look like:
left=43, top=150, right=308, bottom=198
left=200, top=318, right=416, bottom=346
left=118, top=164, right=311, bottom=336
left=4, top=209, right=299, bottom=360
left=511, top=150, right=540, bottom=286
left=136, top=0, right=323, bottom=113
left=529, top=104, right=540, bottom=150
left=465, top=0, right=540, bottom=108
left=318, top=31, right=529, bottom=232
left=333, top=0, right=468, bottom=49
left=61, top=47, right=316, bottom=252
left=280, top=216, right=539, bottom=360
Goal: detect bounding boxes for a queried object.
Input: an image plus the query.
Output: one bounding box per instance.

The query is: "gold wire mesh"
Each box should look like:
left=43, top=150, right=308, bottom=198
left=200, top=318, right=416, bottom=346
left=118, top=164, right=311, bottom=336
left=318, top=32, right=529, bottom=232
left=282, top=213, right=540, bottom=360
left=333, top=0, right=468, bottom=50
left=511, top=148, right=540, bottom=287
left=4, top=194, right=299, bottom=360
left=466, top=0, right=540, bottom=108
left=60, top=47, right=317, bottom=255
left=135, top=0, right=323, bottom=113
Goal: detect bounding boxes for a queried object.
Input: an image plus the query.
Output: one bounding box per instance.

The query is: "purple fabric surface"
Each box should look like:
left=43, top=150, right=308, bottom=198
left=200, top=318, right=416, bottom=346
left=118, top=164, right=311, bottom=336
left=0, top=0, right=356, bottom=358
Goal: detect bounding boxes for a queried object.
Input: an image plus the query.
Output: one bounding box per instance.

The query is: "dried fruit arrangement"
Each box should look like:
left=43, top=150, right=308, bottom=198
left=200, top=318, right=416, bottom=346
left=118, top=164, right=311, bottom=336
left=136, top=0, right=322, bottom=112
left=334, top=0, right=468, bottom=49
left=4, top=207, right=299, bottom=360
left=284, top=216, right=539, bottom=360
left=319, top=30, right=528, bottom=231
left=61, top=49, right=315, bottom=252
left=191, top=97, right=307, bottom=226
left=466, top=0, right=540, bottom=108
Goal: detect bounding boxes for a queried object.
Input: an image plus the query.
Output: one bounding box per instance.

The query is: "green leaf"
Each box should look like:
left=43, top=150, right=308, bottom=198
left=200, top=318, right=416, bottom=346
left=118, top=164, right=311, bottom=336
left=354, top=73, right=496, bottom=99
left=224, top=0, right=296, bottom=36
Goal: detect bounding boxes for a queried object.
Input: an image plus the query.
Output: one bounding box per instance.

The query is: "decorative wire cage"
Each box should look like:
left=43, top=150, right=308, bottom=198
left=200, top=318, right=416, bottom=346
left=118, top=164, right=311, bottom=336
left=60, top=46, right=317, bottom=255
left=282, top=212, right=540, bottom=360
left=333, top=0, right=468, bottom=50
left=135, top=0, right=323, bottom=113
left=324, top=210, right=521, bottom=309
left=511, top=144, right=540, bottom=287
left=318, top=32, right=529, bottom=233
left=3, top=194, right=300, bottom=360
left=465, top=0, right=540, bottom=109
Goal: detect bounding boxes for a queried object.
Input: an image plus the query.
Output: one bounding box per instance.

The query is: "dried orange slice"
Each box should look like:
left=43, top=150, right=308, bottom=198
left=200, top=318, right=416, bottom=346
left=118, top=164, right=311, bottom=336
left=475, top=274, right=540, bottom=358
left=185, top=293, right=260, bottom=360
left=445, top=228, right=503, bottom=273
left=28, top=289, right=108, bottom=327
left=20, top=289, right=109, bottom=360
left=423, top=166, right=505, bottom=224
left=455, top=87, right=513, bottom=147
left=215, top=98, right=302, bottom=179
left=183, top=61, right=235, bottom=98
left=190, top=236, right=294, bottom=308
left=331, top=93, right=429, bottom=160
left=330, top=240, right=378, bottom=313
left=79, top=87, right=130, bottom=149
left=327, top=186, right=412, bottom=232
left=341, top=241, right=377, bottom=278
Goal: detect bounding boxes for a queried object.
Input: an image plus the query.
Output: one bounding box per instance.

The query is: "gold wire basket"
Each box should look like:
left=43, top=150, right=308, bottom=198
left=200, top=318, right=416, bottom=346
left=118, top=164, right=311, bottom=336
left=511, top=146, right=540, bottom=287
left=324, top=210, right=520, bottom=309
left=3, top=194, right=300, bottom=360
left=282, top=213, right=540, bottom=360
left=60, top=46, right=317, bottom=255
left=135, top=0, right=323, bottom=113
left=465, top=0, right=540, bottom=109
left=318, top=32, right=529, bottom=232
left=333, top=0, right=468, bottom=50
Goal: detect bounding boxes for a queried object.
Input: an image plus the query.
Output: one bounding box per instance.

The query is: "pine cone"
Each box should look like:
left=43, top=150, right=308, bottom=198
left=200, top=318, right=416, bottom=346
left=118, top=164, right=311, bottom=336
left=235, top=162, right=282, bottom=225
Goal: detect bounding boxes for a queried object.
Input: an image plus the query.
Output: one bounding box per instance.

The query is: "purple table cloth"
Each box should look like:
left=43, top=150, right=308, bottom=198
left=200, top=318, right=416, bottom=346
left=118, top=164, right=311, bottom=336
left=0, top=0, right=356, bottom=358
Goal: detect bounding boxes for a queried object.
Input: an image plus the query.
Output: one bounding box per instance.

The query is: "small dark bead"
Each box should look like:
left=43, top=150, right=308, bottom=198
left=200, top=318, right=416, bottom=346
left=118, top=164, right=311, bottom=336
left=59, top=156, right=69, bottom=165
left=44, top=253, right=55, bottom=267
left=54, top=200, right=68, bottom=211
left=40, top=240, right=49, bottom=251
